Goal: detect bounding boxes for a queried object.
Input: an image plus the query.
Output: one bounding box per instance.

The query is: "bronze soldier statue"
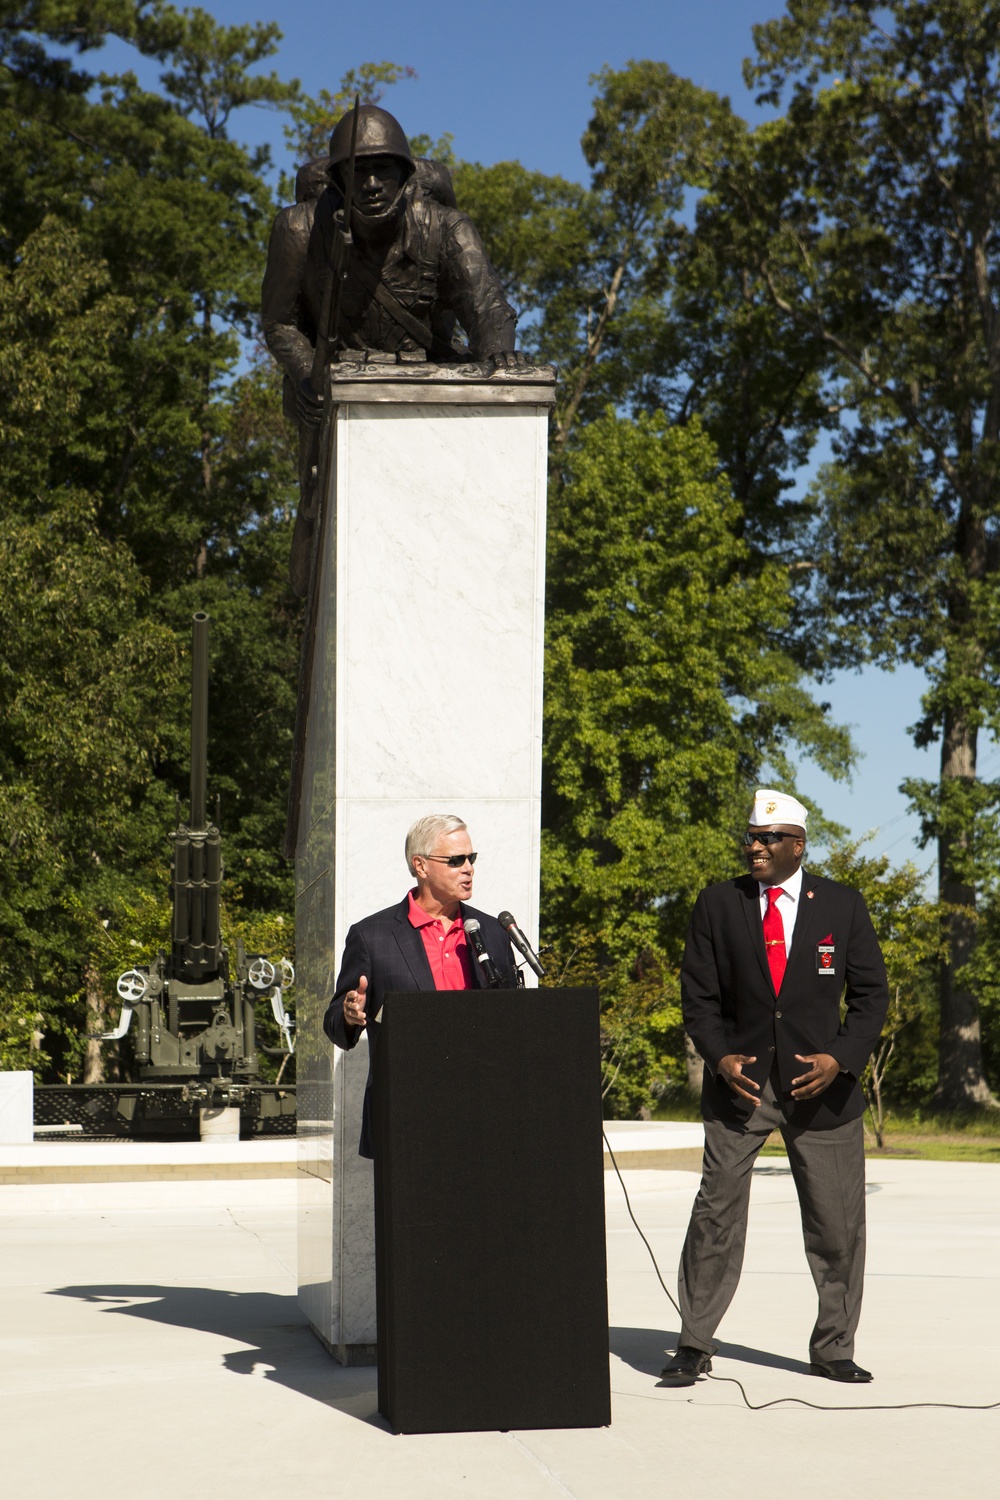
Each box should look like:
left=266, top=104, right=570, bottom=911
left=261, top=104, right=523, bottom=595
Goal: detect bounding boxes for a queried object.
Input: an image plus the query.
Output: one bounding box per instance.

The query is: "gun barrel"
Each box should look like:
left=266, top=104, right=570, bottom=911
left=172, top=828, right=191, bottom=947
left=168, top=612, right=225, bottom=980
left=190, top=612, right=209, bottom=828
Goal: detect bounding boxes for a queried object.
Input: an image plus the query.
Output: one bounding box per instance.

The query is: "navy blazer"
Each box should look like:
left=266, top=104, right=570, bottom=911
left=324, top=896, right=517, bottom=1156
left=681, top=872, right=889, bottom=1130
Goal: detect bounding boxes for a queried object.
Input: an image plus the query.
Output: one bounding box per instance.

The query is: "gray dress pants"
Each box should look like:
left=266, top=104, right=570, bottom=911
left=678, top=1071, right=866, bottom=1361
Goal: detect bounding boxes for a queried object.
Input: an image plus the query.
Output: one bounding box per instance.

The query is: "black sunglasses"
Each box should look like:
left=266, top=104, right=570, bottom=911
left=742, top=830, right=796, bottom=847
left=422, top=852, right=478, bottom=868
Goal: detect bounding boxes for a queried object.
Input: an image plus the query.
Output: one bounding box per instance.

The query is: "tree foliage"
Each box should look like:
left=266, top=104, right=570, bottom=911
left=816, top=842, right=944, bottom=1134
left=725, top=0, right=1000, bottom=1106
left=0, top=1, right=300, bottom=1080
left=542, top=409, right=851, bottom=1112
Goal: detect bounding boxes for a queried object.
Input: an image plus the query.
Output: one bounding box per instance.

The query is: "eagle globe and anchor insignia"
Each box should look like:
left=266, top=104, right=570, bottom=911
left=817, top=934, right=836, bottom=975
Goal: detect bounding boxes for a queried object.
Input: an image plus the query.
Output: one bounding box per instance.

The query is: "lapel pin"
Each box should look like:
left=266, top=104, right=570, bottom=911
left=806, top=891, right=815, bottom=899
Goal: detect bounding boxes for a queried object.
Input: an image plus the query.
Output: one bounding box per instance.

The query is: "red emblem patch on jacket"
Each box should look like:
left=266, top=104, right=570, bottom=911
left=817, top=934, right=835, bottom=975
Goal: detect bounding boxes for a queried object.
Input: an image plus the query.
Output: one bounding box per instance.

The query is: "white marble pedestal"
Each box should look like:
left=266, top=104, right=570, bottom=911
left=294, top=364, right=555, bottom=1362
left=0, top=1072, right=33, bottom=1144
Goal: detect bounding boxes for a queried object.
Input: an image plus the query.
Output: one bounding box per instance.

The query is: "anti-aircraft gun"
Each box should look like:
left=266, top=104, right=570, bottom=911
left=93, top=611, right=296, bottom=1138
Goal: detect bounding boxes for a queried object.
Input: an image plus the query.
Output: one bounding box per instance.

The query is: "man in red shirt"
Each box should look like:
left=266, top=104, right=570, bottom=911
left=324, top=813, right=517, bottom=1156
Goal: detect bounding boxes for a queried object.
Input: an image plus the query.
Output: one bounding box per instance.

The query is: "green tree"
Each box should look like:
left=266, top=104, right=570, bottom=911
left=450, top=65, right=748, bottom=459
left=817, top=843, right=943, bottom=1140
left=0, top=219, right=179, bottom=1080
left=452, top=159, right=593, bottom=366
left=454, top=60, right=831, bottom=634
left=0, top=3, right=302, bottom=1077
left=731, top=0, right=1000, bottom=1107
left=543, top=409, right=851, bottom=1113
left=653, top=127, right=830, bottom=575
left=556, top=62, right=735, bottom=450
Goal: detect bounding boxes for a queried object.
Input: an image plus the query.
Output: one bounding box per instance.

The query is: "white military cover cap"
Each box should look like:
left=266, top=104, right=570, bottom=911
left=748, top=788, right=808, bottom=829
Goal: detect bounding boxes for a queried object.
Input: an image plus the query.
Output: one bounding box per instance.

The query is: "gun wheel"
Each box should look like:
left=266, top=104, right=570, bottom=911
left=248, top=957, right=276, bottom=991
left=116, top=970, right=148, bottom=1003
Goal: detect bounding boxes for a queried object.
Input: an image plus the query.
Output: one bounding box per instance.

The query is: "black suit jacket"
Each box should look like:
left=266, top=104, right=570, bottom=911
left=681, top=872, right=888, bottom=1130
left=323, top=896, right=517, bottom=1156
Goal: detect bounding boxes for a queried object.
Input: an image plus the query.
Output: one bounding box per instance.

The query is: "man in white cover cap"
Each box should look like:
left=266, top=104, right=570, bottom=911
left=660, top=789, right=888, bottom=1387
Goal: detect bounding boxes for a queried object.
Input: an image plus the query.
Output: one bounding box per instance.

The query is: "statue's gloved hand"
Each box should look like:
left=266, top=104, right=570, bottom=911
left=296, top=376, right=325, bottom=429
left=487, top=349, right=530, bottom=372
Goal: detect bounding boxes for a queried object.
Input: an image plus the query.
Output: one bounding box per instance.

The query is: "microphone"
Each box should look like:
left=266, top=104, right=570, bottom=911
left=463, top=919, right=503, bottom=988
left=497, top=911, right=545, bottom=979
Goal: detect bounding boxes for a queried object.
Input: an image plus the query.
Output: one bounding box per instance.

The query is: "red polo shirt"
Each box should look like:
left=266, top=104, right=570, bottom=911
left=407, top=891, right=474, bottom=990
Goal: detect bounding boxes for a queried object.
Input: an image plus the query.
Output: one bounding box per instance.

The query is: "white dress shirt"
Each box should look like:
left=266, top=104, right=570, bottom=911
left=757, top=864, right=804, bottom=957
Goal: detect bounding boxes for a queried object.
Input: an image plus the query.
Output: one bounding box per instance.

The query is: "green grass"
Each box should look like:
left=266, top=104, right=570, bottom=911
left=857, top=1107, right=1000, bottom=1163
left=652, top=1097, right=1000, bottom=1163
left=650, top=1098, right=703, bottom=1123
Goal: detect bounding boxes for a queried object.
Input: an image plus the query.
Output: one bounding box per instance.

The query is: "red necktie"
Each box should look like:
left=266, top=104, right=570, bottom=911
left=763, top=886, right=787, bottom=992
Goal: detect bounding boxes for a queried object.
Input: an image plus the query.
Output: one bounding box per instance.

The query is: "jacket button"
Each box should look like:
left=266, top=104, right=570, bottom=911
left=775, top=1010, right=782, bottom=1018
left=768, top=1045, right=774, bottom=1052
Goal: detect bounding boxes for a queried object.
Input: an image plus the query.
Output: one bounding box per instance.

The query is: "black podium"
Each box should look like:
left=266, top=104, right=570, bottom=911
left=371, top=986, right=610, bottom=1434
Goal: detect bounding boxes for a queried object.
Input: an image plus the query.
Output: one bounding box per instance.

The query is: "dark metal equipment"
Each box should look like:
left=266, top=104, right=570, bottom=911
left=39, top=613, right=295, bottom=1138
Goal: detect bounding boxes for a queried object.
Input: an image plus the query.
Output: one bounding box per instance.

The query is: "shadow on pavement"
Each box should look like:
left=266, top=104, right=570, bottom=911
left=50, top=1286, right=815, bottom=1414
left=49, top=1284, right=389, bottom=1426
left=610, top=1325, right=812, bottom=1378
left=609, top=1324, right=678, bottom=1377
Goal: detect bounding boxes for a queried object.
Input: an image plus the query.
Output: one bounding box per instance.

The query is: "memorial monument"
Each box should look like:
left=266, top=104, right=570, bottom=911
left=262, top=105, right=557, bottom=1366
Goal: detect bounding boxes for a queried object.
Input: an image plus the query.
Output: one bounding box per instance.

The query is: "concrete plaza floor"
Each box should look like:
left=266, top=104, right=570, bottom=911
left=2, top=1154, right=997, bottom=1500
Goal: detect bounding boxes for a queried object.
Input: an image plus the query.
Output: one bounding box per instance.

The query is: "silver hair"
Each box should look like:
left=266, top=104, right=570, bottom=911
left=405, top=813, right=468, bottom=876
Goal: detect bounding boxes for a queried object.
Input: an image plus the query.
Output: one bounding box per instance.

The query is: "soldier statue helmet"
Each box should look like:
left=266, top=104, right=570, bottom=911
left=328, top=104, right=415, bottom=178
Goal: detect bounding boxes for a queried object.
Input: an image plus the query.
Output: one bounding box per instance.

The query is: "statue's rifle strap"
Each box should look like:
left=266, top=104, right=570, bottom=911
left=351, top=258, right=458, bottom=362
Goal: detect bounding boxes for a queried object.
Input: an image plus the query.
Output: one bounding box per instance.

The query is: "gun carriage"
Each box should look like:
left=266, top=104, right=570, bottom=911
left=35, top=613, right=296, bottom=1139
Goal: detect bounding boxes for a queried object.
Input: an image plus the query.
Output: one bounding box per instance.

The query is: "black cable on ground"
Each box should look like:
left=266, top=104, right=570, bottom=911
left=602, top=1128, right=1000, bottom=1414
left=603, top=1128, right=683, bottom=1318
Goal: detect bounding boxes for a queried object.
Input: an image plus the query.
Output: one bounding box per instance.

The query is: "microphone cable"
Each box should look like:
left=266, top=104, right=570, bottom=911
left=602, top=1129, right=1000, bottom=1413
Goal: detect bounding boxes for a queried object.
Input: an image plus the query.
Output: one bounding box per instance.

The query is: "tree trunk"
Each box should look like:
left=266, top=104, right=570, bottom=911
left=935, top=706, right=997, bottom=1110
left=82, top=964, right=106, bottom=1085
left=551, top=245, right=630, bottom=452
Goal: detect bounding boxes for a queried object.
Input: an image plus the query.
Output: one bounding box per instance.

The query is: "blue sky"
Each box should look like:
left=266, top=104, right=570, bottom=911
left=104, top=0, right=942, bottom=876
left=172, top=0, right=780, bottom=183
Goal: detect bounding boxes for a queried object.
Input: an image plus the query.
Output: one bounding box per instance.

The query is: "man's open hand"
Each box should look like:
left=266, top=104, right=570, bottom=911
left=719, top=1054, right=761, bottom=1107
left=791, top=1052, right=839, bottom=1100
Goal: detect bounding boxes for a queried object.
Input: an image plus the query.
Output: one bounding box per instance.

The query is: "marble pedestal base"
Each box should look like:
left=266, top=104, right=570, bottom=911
left=0, top=1072, right=33, bottom=1144
left=294, top=365, right=554, bottom=1361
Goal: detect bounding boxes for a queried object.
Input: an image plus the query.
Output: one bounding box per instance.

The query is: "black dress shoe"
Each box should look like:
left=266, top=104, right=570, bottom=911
left=659, top=1346, right=713, bottom=1386
left=809, top=1358, right=872, bottom=1383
